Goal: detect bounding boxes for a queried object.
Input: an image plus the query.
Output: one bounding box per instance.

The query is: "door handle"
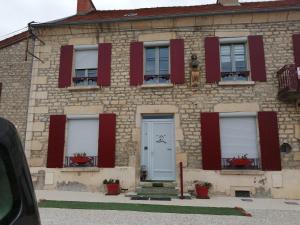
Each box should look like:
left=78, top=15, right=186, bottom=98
left=144, top=146, right=148, bottom=150
left=167, top=148, right=172, bottom=151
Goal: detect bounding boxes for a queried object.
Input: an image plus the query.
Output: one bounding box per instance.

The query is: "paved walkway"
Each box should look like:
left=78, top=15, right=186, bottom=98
left=35, top=190, right=300, bottom=211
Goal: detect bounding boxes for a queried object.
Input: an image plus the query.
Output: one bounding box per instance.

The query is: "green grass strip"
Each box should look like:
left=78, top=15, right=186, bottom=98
left=39, top=200, right=243, bottom=216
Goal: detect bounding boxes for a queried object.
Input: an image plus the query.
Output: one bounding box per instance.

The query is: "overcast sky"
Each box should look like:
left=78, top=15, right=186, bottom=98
left=0, top=0, right=272, bottom=40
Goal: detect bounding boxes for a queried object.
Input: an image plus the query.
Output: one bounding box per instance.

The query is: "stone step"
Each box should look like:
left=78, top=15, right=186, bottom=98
left=136, top=187, right=179, bottom=196
left=139, top=182, right=177, bottom=188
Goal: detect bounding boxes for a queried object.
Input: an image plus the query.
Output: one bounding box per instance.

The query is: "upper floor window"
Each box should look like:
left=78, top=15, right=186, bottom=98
left=74, top=45, right=98, bottom=86
left=144, top=42, right=170, bottom=84
left=220, top=38, right=249, bottom=81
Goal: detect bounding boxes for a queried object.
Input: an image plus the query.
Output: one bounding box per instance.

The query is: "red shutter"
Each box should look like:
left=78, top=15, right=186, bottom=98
left=248, top=35, right=267, bottom=82
left=46, top=115, right=66, bottom=168
left=170, top=39, right=185, bottom=84
left=97, top=43, right=112, bottom=86
left=130, top=42, right=144, bottom=86
left=98, top=114, right=116, bottom=168
left=58, top=45, right=73, bottom=88
left=205, top=37, right=220, bottom=83
left=200, top=112, right=221, bottom=170
left=258, top=112, right=281, bottom=171
left=293, top=34, right=300, bottom=67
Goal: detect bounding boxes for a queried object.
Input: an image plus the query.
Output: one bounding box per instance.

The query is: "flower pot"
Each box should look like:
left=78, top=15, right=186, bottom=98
left=106, top=183, right=120, bottom=195
left=229, top=158, right=252, bottom=167
left=71, top=156, right=91, bottom=165
left=195, top=185, right=209, bottom=199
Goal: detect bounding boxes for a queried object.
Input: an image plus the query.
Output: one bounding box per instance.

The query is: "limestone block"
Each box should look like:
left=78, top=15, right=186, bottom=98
left=268, top=12, right=288, bottom=22
left=33, top=106, right=49, bottom=114
left=288, top=11, right=300, bottom=21
left=195, top=16, right=214, bottom=26
left=131, top=21, right=152, bottom=30
left=295, top=124, right=300, bottom=139
left=31, top=141, right=43, bottom=151
left=231, top=14, right=252, bottom=24
left=214, top=103, right=259, bottom=112
left=272, top=174, right=283, bottom=188
left=38, top=61, right=50, bottom=69
left=64, top=105, right=103, bottom=115
left=45, top=172, right=54, bottom=185
left=32, top=76, right=48, bottom=85
left=176, top=153, right=187, bottom=167
left=215, top=30, right=250, bottom=38
left=30, top=158, right=44, bottom=167
left=151, top=19, right=174, bottom=28
left=251, top=13, right=269, bottom=23
left=35, top=91, right=48, bottom=99
left=68, top=37, right=103, bottom=45
left=214, top=15, right=232, bottom=25
left=294, top=152, right=300, bottom=161
left=138, top=32, right=176, bottom=42
left=174, top=17, right=195, bottom=27
left=32, top=122, right=45, bottom=132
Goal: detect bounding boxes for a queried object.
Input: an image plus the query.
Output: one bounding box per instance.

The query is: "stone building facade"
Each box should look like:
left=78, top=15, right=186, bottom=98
left=24, top=0, right=300, bottom=198
left=0, top=32, right=34, bottom=145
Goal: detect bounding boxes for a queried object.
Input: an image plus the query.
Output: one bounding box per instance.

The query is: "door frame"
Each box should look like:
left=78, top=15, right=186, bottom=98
left=141, top=115, right=176, bottom=181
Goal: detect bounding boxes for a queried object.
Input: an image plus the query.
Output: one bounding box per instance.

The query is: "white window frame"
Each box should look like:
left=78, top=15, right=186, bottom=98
left=220, top=37, right=250, bottom=81
left=74, top=45, right=98, bottom=86
left=144, top=41, right=170, bottom=84
left=219, top=112, right=261, bottom=169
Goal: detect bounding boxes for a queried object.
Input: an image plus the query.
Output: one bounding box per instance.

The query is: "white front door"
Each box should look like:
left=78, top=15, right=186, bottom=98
left=141, top=117, right=175, bottom=181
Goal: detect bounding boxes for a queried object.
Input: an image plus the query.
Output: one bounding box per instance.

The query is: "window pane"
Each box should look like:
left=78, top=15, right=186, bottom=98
left=236, top=60, right=247, bottom=72
left=144, top=75, right=159, bottom=84
left=159, top=60, right=169, bottom=74
left=159, top=47, right=169, bottom=58
left=220, top=116, right=258, bottom=159
left=67, top=119, right=99, bottom=157
left=75, top=49, right=98, bottom=69
left=234, top=44, right=245, bottom=55
left=146, top=48, right=155, bottom=59
left=0, top=156, right=13, bottom=220
left=221, top=61, right=232, bottom=72
left=145, top=59, right=155, bottom=75
left=221, top=45, right=231, bottom=56
left=75, top=69, right=85, bottom=77
left=87, top=69, right=97, bottom=77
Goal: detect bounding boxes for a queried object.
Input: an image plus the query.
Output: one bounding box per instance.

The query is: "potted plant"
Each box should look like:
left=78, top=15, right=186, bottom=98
left=228, top=154, right=253, bottom=168
left=194, top=181, right=212, bottom=199
left=103, top=179, right=120, bottom=195
left=70, top=152, right=91, bottom=165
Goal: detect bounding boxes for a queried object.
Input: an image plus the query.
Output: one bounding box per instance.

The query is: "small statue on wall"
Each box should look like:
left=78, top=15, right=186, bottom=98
left=190, top=53, right=200, bottom=87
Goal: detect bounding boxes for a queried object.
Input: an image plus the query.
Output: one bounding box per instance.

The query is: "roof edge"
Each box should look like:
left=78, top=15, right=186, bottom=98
left=32, top=5, right=300, bottom=28
left=0, top=31, right=31, bottom=50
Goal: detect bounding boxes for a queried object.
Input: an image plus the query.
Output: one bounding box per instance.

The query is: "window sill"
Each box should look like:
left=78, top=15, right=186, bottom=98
left=67, top=86, right=100, bottom=91
left=61, top=167, right=100, bottom=172
left=220, top=170, right=264, bottom=176
left=218, top=81, right=255, bottom=86
left=141, top=83, right=173, bottom=89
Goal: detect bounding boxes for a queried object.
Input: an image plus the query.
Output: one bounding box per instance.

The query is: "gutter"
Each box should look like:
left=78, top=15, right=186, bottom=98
left=31, top=5, right=300, bottom=28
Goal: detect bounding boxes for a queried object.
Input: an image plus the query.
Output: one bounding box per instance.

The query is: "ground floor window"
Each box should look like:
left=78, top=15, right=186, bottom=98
left=65, top=117, right=99, bottom=167
left=220, top=113, right=260, bottom=169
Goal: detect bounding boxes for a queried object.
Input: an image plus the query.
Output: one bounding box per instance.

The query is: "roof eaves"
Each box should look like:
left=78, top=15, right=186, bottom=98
left=32, top=5, right=300, bottom=28
left=0, top=31, right=31, bottom=50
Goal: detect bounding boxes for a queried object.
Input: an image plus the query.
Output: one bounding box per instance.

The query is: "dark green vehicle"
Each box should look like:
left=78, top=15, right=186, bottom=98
left=0, top=118, right=40, bottom=225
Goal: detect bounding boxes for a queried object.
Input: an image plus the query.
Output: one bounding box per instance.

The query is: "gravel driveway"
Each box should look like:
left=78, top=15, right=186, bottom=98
left=40, top=208, right=300, bottom=225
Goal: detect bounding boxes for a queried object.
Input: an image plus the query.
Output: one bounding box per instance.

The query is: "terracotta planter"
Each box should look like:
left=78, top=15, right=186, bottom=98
left=229, top=158, right=252, bottom=167
left=195, top=185, right=209, bottom=199
left=106, top=183, right=120, bottom=195
left=71, top=156, right=91, bottom=165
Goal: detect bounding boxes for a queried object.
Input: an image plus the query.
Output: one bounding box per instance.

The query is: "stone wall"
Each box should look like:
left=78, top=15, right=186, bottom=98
left=26, top=10, right=300, bottom=196
left=0, top=38, right=34, bottom=144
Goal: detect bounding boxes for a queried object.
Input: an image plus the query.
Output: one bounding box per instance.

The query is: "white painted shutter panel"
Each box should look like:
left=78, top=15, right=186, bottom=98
left=67, top=119, right=99, bottom=156
left=75, top=49, right=98, bottom=69
left=220, top=116, right=258, bottom=158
